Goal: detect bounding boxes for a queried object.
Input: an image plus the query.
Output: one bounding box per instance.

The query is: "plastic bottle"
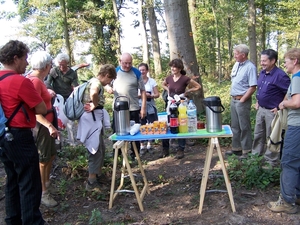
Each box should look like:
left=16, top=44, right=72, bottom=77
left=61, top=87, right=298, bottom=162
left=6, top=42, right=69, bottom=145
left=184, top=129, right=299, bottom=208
left=169, top=100, right=179, bottom=134
left=178, top=100, right=188, bottom=133
left=187, top=100, right=197, bottom=132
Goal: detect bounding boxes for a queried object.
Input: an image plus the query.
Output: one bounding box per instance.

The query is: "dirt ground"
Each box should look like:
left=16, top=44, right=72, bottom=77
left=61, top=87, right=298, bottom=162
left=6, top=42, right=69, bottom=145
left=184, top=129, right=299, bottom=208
left=0, top=136, right=300, bottom=225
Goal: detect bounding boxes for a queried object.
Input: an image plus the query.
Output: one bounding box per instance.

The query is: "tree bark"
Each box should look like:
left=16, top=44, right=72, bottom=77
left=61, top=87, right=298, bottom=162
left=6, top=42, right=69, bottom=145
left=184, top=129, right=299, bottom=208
left=60, top=0, right=72, bottom=64
left=112, top=0, right=121, bottom=56
left=188, top=0, right=198, bottom=56
left=164, top=0, right=204, bottom=113
left=248, top=0, right=257, bottom=68
left=138, top=0, right=149, bottom=65
left=147, top=0, right=162, bottom=76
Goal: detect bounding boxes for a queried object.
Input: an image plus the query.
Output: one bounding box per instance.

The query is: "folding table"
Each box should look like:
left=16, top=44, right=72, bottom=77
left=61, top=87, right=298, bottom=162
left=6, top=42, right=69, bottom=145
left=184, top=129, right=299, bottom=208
left=109, top=125, right=235, bottom=213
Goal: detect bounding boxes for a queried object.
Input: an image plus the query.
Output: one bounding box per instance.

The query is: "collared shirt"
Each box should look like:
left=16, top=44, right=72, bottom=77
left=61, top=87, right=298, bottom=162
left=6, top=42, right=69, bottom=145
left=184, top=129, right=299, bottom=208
left=230, top=60, right=257, bottom=96
left=256, top=66, right=290, bottom=109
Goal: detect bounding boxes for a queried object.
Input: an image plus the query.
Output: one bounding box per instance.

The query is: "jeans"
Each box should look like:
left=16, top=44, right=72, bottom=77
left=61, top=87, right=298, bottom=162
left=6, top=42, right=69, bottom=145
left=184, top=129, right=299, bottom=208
left=162, top=139, right=186, bottom=151
left=0, top=129, right=44, bottom=225
left=280, top=126, right=300, bottom=204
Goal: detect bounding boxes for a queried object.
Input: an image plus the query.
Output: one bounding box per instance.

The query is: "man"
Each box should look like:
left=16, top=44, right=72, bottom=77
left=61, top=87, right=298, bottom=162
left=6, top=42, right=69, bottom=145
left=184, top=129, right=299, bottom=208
left=0, top=40, right=47, bottom=224
left=226, top=44, right=257, bottom=157
left=77, top=64, right=117, bottom=191
left=248, top=49, right=290, bottom=165
left=45, top=53, right=79, bottom=146
left=106, top=53, right=146, bottom=159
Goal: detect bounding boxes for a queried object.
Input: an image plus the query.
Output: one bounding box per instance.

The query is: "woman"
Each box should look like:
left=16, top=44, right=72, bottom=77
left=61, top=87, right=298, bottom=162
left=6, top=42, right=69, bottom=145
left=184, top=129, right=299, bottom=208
left=28, top=51, right=59, bottom=207
left=267, top=48, right=300, bottom=214
left=77, top=64, right=117, bottom=191
left=138, top=63, right=160, bottom=155
left=161, top=58, right=201, bottom=159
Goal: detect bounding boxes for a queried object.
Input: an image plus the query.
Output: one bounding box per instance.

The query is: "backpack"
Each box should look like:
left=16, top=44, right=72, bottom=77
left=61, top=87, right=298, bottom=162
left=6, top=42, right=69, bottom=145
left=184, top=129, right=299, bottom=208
left=63, top=80, right=90, bottom=121
left=0, top=73, right=24, bottom=136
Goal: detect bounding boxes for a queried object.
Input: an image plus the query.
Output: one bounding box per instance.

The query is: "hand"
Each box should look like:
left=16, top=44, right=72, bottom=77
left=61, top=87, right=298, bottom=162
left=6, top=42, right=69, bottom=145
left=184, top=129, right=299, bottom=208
left=84, top=103, right=95, bottom=112
left=48, top=89, right=56, bottom=98
left=48, top=124, right=58, bottom=138
left=140, top=107, right=146, bottom=119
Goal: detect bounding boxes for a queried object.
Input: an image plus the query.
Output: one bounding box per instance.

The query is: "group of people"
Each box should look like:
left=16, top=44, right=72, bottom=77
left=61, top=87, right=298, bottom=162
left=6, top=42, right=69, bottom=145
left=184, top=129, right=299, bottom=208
left=227, top=44, right=300, bottom=214
left=1, top=39, right=300, bottom=225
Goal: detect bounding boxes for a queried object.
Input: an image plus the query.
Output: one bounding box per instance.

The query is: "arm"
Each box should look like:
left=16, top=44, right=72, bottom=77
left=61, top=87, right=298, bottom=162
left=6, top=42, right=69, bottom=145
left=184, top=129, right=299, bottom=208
left=84, top=83, right=99, bottom=112
left=151, top=86, right=160, bottom=99
left=36, top=114, right=58, bottom=138
left=185, top=79, right=201, bottom=95
left=140, top=90, right=147, bottom=118
left=279, top=93, right=300, bottom=110
left=34, top=101, right=47, bottom=115
left=240, top=86, right=256, bottom=102
left=162, top=79, right=169, bottom=93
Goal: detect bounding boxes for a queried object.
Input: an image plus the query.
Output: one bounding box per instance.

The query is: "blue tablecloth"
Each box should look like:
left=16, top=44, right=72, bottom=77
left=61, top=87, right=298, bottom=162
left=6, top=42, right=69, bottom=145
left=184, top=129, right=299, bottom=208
left=109, top=125, right=232, bottom=141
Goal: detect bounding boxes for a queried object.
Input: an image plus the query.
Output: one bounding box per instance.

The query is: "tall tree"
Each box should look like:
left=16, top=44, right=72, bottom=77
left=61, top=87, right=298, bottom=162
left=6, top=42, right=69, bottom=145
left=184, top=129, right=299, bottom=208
left=146, top=0, right=162, bottom=76
left=164, top=0, right=204, bottom=112
left=138, top=0, right=149, bottom=65
left=248, top=0, right=257, bottom=67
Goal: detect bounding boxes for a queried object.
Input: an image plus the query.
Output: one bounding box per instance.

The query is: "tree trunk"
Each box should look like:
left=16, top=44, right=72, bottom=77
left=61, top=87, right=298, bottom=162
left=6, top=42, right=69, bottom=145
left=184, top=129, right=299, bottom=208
left=138, top=0, right=149, bottom=65
left=112, top=0, right=121, bottom=56
left=164, top=0, right=204, bottom=113
left=188, top=0, right=198, bottom=56
left=60, top=0, right=72, bottom=64
left=147, top=0, right=162, bottom=76
left=248, top=0, right=257, bottom=68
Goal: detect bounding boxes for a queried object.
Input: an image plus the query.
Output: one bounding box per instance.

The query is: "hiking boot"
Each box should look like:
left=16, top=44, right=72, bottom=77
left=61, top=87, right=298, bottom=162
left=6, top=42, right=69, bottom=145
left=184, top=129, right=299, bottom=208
left=85, top=180, right=101, bottom=192
left=41, top=192, right=58, bottom=207
left=267, top=195, right=297, bottom=214
left=175, top=150, right=184, bottom=159
left=159, top=149, right=169, bottom=158
left=225, top=150, right=242, bottom=156
left=96, top=174, right=111, bottom=185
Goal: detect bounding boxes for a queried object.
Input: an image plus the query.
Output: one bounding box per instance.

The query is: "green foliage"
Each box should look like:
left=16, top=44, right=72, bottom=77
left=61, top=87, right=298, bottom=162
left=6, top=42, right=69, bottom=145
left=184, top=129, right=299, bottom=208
left=227, top=154, right=281, bottom=189
left=89, top=209, right=102, bottom=225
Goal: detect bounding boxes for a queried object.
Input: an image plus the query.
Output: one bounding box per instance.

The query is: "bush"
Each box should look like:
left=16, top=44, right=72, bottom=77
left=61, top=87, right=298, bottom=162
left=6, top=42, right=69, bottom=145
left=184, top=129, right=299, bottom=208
left=226, top=154, right=281, bottom=190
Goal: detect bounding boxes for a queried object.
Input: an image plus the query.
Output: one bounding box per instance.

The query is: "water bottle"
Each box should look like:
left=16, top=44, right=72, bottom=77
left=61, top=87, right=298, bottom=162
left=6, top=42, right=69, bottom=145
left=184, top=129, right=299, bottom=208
left=169, top=100, right=179, bottom=134
left=178, top=100, right=188, bottom=133
left=187, top=100, right=197, bottom=132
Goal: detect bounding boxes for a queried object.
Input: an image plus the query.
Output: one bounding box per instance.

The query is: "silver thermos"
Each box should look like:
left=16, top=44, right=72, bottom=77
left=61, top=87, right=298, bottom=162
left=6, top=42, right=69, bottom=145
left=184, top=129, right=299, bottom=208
left=114, top=96, right=130, bottom=135
left=203, top=96, right=225, bottom=133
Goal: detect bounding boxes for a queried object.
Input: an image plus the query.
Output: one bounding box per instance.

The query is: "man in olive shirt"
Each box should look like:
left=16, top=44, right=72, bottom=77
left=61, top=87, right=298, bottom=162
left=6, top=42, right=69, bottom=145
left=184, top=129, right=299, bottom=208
left=45, top=53, right=79, bottom=146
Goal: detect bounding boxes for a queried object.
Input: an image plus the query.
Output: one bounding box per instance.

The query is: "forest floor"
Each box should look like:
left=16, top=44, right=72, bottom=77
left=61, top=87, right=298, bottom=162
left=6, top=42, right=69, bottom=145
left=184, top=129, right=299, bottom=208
left=0, top=132, right=300, bottom=225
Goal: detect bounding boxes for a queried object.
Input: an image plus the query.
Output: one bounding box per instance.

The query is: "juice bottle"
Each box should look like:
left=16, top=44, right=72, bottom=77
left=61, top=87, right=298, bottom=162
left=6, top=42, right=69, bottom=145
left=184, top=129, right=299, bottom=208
left=178, top=100, right=188, bottom=133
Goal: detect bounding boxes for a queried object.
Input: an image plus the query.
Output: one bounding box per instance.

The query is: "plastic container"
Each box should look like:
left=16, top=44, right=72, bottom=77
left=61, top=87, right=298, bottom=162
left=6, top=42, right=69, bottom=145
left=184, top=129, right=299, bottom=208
left=169, top=100, right=179, bottom=134
left=178, top=100, right=188, bottom=133
left=187, top=100, right=197, bottom=132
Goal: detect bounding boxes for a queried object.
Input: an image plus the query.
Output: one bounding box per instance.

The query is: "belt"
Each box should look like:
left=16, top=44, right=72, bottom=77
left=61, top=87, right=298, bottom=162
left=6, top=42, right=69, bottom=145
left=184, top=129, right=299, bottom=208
left=10, top=127, right=31, bottom=131
left=260, top=106, right=273, bottom=110
left=232, top=95, right=243, bottom=100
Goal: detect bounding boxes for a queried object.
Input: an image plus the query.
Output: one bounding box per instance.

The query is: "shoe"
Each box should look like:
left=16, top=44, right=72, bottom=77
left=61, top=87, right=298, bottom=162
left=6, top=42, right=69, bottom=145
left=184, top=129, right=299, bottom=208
left=140, top=146, right=146, bottom=156
left=239, top=154, right=249, bottom=160
left=267, top=195, right=297, bottom=214
left=41, top=192, right=58, bottom=207
left=225, top=150, right=242, bottom=156
left=296, top=199, right=300, bottom=206
left=85, top=180, right=101, bottom=192
left=147, top=142, right=151, bottom=150
left=186, top=139, right=195, bottom=146
left=175, top=150, right=184, bottom=159
left=159, top=149, right=169, bottom=158
left=96, top=174, right=111, bottom=185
